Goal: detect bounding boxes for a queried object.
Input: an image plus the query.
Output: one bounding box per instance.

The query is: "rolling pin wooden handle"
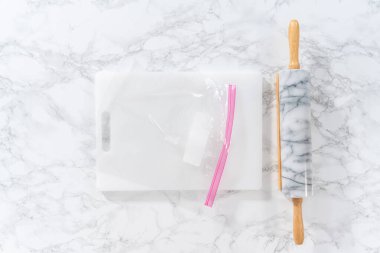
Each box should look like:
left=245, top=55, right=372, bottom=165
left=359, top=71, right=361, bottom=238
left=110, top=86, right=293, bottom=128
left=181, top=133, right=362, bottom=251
left=288, top=19, right=300, bottom=70
left=292, top=198, right=304, bottom=245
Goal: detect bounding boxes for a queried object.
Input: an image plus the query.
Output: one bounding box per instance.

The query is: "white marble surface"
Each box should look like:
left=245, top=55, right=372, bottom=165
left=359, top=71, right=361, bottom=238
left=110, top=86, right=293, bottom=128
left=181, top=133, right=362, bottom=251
left=279, top=69, right=312, bottom=198
left=1, top=0, right=380, bottom=252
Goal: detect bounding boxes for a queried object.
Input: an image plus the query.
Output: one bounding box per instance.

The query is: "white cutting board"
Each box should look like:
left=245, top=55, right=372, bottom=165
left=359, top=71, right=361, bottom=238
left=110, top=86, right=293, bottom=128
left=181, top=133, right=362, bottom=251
left=96, top=72, right=262, bottom=191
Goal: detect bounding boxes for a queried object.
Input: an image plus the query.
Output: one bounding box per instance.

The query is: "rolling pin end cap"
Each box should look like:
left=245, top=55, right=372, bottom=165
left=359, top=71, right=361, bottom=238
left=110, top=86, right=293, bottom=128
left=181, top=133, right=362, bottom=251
left=289, top=19, right=299, bottom=26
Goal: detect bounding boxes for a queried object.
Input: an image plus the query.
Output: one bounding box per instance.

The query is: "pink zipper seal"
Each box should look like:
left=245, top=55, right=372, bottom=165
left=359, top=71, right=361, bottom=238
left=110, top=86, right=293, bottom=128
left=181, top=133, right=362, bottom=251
left=205, top=84, right=236, bottom=207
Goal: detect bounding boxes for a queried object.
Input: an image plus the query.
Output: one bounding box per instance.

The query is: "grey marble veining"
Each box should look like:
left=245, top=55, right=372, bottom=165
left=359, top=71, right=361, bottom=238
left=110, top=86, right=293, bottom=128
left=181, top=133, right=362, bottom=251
left=279, top=69, right=312, bottom=198
left=1, top=0, right=380, bottom=252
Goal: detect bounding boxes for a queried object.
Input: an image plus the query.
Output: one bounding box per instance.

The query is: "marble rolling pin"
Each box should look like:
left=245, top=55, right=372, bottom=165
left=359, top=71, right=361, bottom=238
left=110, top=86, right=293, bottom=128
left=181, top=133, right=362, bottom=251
left=276, top=19, right=312, bottom=245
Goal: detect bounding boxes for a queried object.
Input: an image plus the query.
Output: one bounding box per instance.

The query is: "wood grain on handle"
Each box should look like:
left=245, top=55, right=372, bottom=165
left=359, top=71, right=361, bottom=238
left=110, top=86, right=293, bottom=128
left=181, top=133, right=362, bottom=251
left=276, top=74, right=282, bottom=191
left=288, top=19, right=300, bottom=70
left=292, top=198, right=304, bottom=245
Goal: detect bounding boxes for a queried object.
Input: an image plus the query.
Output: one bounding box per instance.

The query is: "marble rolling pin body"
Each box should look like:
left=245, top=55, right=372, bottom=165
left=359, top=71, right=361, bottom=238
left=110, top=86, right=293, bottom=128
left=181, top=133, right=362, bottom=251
left=276, top=20, right=312, bottom=245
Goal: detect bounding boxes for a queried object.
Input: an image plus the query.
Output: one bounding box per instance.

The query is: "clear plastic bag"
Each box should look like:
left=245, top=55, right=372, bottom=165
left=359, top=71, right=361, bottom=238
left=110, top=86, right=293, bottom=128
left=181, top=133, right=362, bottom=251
left=96, top=71, right=262, bottom=191
left=96, top=72, right=226, bottom=190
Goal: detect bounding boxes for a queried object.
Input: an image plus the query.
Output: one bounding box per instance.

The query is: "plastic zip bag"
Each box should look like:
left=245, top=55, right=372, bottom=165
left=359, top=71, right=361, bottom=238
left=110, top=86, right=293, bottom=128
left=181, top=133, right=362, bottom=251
left=95, top=71, right=262, bottom=191
left=96, top=72, right=226, bottom=190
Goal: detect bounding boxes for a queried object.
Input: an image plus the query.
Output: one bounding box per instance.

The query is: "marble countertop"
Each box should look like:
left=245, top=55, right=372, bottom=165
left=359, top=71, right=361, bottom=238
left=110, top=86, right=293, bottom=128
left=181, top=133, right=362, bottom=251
left=1, top=0, right=380, bottom=252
